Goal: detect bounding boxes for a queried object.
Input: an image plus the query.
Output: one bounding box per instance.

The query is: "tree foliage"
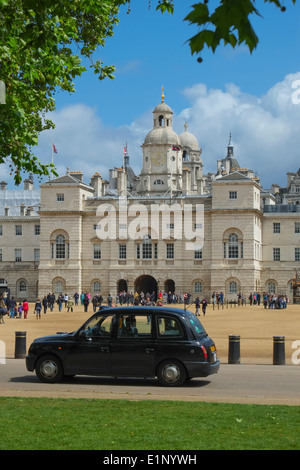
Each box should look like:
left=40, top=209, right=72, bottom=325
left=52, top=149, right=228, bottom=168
left=0, top=0, right=126, bottom=184
left=0, top=0, right=297, bottom=184
left=156, top=0, right=297, bottom=58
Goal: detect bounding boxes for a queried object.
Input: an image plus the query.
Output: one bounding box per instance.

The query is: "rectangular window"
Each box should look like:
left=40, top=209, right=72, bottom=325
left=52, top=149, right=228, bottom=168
left=0, top=249, right=2, bottom=262
left=34, top=249, right=40, bottom=261
left=136, top=244, right=140, bottom=259
left=273, top=248, right=280, bottom=261
left=229, top=191, right=237, bottom=199
left=34, top=225, right=40, bottom=235
left=15, top=225, right=22, bottom=236
left=93, top=244, right=101, bottom=260
left=119, top=244, right=127, bottom=259
left=295, top=248, right=300, bottom=261
left=273, top=223, right=280, bottom=233
left=0, top=225, right=2, bottom=236
left=166, top=243, right=174, bottom=259
left=57, top=193, right=64, bottom=202
left=142, top=242, right=152, bottom=259
left=194, top=249, right=202, bottom=259
left=15, top=249, right=22, bottom=262
left=295, top=223, right=300, bottom=234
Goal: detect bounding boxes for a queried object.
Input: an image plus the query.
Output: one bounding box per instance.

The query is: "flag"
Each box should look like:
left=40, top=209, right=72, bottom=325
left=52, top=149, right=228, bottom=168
left=172, top=146, right=180, bottom=151
left=52, top=144, right=58, bottom=154
left=123, top=145, right=127, bottom=155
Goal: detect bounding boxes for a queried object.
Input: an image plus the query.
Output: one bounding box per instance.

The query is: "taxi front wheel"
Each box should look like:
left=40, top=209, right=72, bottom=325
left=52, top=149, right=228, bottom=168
left=35, top=355, right=64, bottom=383
left=157, top=359, right=187, bottom=387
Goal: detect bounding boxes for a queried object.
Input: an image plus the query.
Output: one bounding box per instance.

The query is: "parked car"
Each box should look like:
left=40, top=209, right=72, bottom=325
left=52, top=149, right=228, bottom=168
left=26, top=306, right=220, bottom=386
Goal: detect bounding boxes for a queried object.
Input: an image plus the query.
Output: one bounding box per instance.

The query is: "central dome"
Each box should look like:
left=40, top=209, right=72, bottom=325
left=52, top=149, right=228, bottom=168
left=144, top=126, right=181, bottom=145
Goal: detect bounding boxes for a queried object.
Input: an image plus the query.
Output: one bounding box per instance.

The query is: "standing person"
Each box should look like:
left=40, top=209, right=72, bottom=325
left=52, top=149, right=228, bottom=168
left=23, top=299, right=29, bottom=319
left=35, top=297, right=42, bottom=319
left=212, top=291, right=216, bottom=309
left=67, top=297, right=74, bottom=312
left=201, top=297, right=208, bottom=316
left=17, top=302, right=23, bottom=318
left=57, top=294, right=63, bottom=312
left=9, top=296, right=16, bottom=318
left=0, top=295, right=7, bottom=324
left=42, top=295, right=48, bottom=314
left=74, top=292, right=79, bottom=306
left=83, top=294, right=89, bottom=312
left=107, top=294, right=112, bottom=307
left=195, top=297, right=201, bottom=316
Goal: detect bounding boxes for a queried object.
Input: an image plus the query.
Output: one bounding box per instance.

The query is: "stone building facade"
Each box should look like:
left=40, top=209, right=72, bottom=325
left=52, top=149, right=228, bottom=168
left=0, top=93, right=300, bottom=302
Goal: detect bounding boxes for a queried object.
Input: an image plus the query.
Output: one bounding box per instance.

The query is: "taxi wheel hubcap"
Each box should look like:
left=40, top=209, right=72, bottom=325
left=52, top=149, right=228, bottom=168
left=40, top=360, right=58, bottom=378
left=162, top=364, right=180, bottom=383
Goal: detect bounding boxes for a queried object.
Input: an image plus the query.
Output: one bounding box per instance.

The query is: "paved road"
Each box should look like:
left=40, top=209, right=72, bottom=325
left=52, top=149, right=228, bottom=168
left=0, top=360, right=299, bottom=405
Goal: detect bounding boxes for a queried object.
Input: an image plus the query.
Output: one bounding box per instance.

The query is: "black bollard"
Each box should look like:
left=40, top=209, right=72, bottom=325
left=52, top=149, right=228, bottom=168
left=14, top=331, right=26, bottom=359
left=273, top=336, right=285, bottom=365
left=228, top=335, right=240, bottom=364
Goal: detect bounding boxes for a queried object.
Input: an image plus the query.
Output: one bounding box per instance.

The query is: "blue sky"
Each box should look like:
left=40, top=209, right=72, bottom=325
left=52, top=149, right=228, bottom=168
left=8, top=0, right=300, bottom=189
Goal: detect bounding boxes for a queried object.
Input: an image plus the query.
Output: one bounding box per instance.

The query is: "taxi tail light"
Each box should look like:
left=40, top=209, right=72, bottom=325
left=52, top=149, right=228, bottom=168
left=200, top=345, right=208, bottom=361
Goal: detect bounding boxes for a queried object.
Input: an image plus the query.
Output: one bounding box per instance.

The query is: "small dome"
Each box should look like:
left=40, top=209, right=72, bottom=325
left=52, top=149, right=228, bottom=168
left=179, top=122, right=199, bottom=151
left=153, top=102, right=173, bottom=114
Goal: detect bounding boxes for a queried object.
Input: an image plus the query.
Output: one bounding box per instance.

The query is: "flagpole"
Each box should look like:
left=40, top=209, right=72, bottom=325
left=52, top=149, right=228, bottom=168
left=51, top=142, right=54, bottom=180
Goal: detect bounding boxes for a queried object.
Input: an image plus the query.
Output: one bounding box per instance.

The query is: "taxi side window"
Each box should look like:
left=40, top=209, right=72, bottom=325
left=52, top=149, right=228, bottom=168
left=83, top=315, right=113, bottom=337
left=158, top=316, right=183, bottom=337
left=117, top=314, right=152, bottom=338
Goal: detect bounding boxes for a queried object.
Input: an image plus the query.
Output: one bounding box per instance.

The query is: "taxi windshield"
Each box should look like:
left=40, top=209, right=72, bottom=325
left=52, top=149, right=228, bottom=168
left=186, top=313, right=207, bottom=336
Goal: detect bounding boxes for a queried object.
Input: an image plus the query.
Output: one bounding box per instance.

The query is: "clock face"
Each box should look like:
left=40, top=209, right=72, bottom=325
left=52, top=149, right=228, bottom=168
left=152, top=153, right=166, bottom=167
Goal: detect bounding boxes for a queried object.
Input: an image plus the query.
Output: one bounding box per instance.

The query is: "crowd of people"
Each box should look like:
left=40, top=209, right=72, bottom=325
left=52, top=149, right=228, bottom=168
left=0, top=287, right=290, bottom=324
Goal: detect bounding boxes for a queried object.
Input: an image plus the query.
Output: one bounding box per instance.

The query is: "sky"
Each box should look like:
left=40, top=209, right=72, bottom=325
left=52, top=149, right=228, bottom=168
left=6, top=0, right=300, bottom=189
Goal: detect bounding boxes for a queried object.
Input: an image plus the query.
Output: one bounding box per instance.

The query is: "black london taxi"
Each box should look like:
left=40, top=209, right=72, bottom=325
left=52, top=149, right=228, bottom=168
left=26, top=306, right=220, bottom=386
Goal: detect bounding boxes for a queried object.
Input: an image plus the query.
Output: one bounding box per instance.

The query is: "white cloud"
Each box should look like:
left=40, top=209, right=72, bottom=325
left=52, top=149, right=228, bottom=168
left=177, top=73, right=300, bottom=187
left=34, top=73, right=300, bottom=190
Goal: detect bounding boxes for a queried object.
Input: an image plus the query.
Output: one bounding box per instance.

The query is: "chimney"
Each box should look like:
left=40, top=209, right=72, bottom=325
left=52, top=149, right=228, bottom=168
left=20, top=204, right=26, bottom=216
left=4, top=206, right=9, bottom=216
left=69, top=171, right=83, bottom=182
left=0, top=181, right=7, bottom=191
left=90, top=173, right=103, bottom=197
left=24, top=178, right=34, bottom=190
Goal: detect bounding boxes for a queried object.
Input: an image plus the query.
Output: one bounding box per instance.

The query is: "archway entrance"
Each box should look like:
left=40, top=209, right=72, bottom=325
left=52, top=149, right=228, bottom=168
left=135, top=275, right=157, bottom=299
left=165, top=279, right=175, bottom=293
left=117, top=279, right=128, bottom=293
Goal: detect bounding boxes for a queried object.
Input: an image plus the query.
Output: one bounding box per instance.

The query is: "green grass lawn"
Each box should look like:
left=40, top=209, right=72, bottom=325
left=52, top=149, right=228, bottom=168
left=1, top=397, right=299, bottom=450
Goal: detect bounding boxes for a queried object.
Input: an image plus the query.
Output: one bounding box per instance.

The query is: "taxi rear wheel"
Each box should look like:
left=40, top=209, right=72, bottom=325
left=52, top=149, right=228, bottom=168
left=157, top=359, right=187, bottom=387
left=35, top=355, right=64, bottom=383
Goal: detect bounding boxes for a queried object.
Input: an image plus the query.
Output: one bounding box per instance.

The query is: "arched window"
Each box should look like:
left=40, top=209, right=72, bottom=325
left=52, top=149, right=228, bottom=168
left=56, top=235, right=66, bottom=258
left=51, top=233, right=69, bottom=259
left=267, top=281, right=276, bottom=294
left=228, top=233, right=239, bottom=259
left=229, top=281, right=237, bottom=293
left=194, top=281, right=202, bottom=294
left=93, top=281, right=101, bottom=293
left=223, top=231, right=243, bottom=259
left=18, top=280, right=27, bottom=294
